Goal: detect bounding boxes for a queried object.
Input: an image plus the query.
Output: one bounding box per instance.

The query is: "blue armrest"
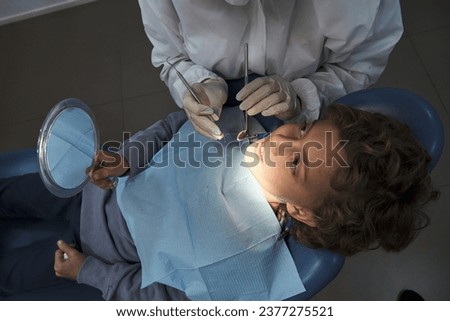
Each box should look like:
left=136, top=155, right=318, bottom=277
left=0, top=148, right=38, bottom=179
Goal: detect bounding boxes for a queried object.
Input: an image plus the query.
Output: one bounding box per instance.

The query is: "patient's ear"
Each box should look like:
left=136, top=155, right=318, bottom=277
left=286, top=204, right=318, bottom=227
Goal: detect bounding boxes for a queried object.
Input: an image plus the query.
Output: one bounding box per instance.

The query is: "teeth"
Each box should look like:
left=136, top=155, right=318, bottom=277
left=248, top=132, right=270, bottom=143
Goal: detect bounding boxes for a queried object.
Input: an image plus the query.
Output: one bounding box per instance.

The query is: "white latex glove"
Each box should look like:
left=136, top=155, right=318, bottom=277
left=236, top=75, right=301, bottom=121
left=182, top=78, right=227, bottom=140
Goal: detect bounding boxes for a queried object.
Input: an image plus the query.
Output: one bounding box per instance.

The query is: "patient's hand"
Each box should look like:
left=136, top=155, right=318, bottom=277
left=54, top=240, right=86, bottom=280
left=88, top=150, right=130, bottom=189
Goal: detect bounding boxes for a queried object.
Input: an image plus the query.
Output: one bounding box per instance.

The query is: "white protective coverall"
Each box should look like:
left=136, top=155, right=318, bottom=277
left=138, top=0, right=403, bottom=121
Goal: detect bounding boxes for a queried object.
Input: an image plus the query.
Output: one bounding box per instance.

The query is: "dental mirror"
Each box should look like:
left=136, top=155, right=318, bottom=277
left=237, top=43, right=249, bottom=141
left=37, top=98, right=99, bottom=198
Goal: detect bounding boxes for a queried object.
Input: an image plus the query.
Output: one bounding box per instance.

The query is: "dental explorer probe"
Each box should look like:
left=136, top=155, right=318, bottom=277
left=165, top=58, right=217, bottom=123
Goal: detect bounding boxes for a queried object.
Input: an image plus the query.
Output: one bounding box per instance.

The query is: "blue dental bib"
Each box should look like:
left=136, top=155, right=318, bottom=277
left=116, top=112, right=304, bottom=300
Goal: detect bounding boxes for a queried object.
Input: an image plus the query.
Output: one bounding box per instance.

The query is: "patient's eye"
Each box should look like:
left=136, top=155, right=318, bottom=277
left=289, top=154, right=301, bottom=174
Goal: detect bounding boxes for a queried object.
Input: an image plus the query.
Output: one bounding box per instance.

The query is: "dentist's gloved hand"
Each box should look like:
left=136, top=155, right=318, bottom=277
left=182, top=78, right=227, bottom=140
left=236, top=75, right=301, bottom=121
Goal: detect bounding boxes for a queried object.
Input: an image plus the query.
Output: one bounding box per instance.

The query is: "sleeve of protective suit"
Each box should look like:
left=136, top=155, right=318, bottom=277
left=119, top=110, right=188, bottom=176
left=294, top=0, right=403, bottom=122
left=138, top=0, right=223, bottom=108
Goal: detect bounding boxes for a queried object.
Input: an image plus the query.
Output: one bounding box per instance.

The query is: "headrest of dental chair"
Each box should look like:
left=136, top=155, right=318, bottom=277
left=336, top=87, right=445, bottom=170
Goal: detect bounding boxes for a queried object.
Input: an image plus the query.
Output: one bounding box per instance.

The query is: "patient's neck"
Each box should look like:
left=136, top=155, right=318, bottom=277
left=260, top=188, right=280, bottom=213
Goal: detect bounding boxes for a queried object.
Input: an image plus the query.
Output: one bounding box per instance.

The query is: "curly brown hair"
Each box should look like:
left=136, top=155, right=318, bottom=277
left=290, top=103, right=439, bottom=256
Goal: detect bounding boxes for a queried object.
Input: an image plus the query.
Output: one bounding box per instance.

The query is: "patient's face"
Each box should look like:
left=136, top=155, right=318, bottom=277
left=244, top=121, right=347, bottom=209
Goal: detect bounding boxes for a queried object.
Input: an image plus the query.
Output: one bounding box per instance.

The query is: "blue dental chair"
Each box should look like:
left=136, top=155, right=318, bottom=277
left=336, top=87, right=444, bottom=170
left=0, top=87, right=444, bottom=301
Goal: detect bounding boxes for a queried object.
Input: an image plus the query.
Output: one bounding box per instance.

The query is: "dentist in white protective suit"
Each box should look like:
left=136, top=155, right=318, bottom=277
left=138, top=0, right=403, bottom=139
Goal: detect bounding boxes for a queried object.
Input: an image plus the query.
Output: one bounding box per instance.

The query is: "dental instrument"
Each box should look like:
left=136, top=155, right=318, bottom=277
left=166, top=58, right=217, bottom=123
left=237, top=43, right=250, bottom=141
left=236, top=45, right=269, bottom=143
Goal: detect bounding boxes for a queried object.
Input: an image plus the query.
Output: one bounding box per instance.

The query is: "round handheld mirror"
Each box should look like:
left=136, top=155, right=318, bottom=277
left=37, top=98, right=99, bottom=198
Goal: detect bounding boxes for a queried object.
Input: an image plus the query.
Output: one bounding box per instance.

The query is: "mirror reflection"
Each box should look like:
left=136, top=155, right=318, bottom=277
left=38, top=98, right=98, bottom=198
left=46, top=107, right=96, bottom=189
